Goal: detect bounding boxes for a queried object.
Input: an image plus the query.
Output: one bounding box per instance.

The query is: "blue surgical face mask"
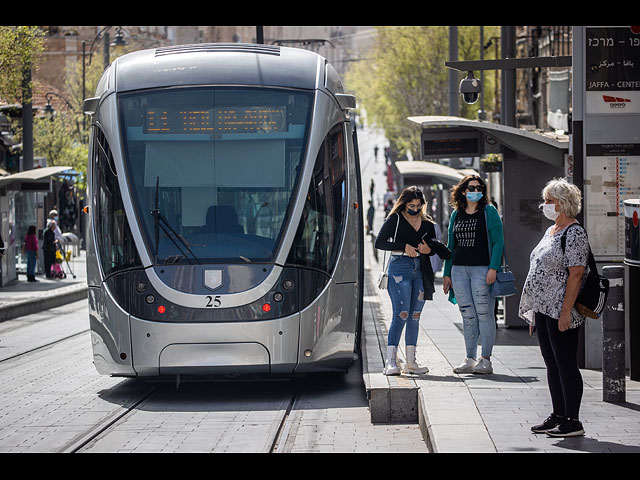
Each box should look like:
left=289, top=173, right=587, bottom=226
left=466, top=192, right=483, bottom=202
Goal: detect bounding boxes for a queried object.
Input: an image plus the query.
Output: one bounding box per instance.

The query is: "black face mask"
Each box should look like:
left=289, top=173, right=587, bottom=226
left=407, top=208, right=420, bottom=216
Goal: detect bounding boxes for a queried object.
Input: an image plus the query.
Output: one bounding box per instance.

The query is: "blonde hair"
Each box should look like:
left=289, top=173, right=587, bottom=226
left=542, top=178, right=582, bottom=218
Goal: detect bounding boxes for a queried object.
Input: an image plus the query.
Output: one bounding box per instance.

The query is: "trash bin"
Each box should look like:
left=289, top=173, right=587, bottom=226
left=624, top=199, right=640, bottom=380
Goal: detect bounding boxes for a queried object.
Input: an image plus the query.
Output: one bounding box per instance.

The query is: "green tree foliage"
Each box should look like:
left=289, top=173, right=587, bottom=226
left=345, top=26, right=499, bottom=160
left=0, top=26, right=45, bottom=103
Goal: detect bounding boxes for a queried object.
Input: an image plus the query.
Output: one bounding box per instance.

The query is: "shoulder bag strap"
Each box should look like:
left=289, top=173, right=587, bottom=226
left=382, top=213, right=401, bottom=272
left=485, top=208, right=507, bottom=269
left=561, top=222, right=596, bottom=272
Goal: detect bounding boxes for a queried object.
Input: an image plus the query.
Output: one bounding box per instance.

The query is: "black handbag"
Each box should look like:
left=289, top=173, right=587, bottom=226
left=561, top=224, right=609, bottom=319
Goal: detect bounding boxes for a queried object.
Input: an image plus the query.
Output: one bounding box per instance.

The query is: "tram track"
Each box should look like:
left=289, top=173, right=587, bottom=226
left=0, top=328, right=89, bottom=364
left=61, top=384, right=161, bottom=453
left=67, top=380, right=304, bottom=453
left=269, top=388, right=299, bottom=453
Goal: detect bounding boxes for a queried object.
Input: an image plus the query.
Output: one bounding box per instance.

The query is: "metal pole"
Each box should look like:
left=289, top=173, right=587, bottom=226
left=21, top=62, right=33, bottom=171
left=478, top=26, right=486, bottom=120
left=448, top=26, right=459, bottom=118
left=103, top=32, right=110, bottom=69
left=500, top=26, right=516, bottom=127
left=82, top=41, right=86, bottom=130
left=602, top=265, right=625, bottom=403
left=256, top=26, right=264, bottom=45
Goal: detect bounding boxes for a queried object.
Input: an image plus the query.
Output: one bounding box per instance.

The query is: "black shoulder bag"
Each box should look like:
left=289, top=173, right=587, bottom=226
left=561, top=223, right=609, bottom=319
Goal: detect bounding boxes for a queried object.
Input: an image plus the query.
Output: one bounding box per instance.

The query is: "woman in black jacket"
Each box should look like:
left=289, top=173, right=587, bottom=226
left=43, top=220, right=57, bottom=279
left=375, top=186, right=447, bottom=376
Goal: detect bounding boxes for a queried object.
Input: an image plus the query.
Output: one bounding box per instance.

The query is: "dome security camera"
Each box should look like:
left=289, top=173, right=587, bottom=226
left=460, top=71, right=481, bottom=104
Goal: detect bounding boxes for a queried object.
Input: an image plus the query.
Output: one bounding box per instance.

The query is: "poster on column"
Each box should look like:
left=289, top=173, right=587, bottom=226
left=585, top=144, right=640, bottom=258
left=585, top=26, right=640, bottom=114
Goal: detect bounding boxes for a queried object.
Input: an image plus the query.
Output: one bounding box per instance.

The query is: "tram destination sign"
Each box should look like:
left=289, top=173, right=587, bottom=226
left=421, top=127, right=482, bottom=159
left=144, top=106, right=288, bottom=134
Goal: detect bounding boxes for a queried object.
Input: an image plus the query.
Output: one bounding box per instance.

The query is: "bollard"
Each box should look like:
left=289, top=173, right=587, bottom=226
left=602, top=266, right=625, bottom=403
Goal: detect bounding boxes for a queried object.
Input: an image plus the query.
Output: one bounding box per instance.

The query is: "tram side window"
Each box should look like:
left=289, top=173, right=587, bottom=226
left=287, top=123, right=347, bottom=273
left=92, top=127, right=140, bottom=277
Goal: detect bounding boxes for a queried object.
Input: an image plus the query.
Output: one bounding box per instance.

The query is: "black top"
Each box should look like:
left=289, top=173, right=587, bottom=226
left=43, top=228, right=56, bottom=252
left=451, top=209, right=490, bottom=266
left=375, top=212, right=436, bottom=253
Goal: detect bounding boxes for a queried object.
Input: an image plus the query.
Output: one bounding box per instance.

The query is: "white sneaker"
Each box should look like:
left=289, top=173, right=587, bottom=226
left=453, top=358, right=477, bottom=374
left=472, top=357, right=493, bottom=374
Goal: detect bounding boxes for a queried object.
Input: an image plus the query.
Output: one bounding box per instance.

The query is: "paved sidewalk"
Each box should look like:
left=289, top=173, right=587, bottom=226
left=0, top=250, right=87, bottom=322
left=367, top=240, right=640, bottom=453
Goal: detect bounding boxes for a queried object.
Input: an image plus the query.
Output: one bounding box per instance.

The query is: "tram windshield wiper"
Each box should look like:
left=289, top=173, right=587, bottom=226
left=151, top=176, right=201, bottom=265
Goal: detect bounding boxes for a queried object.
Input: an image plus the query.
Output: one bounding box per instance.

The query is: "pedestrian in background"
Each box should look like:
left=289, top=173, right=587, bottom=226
left=375, top=186, right=436, bottom=376
left=24, top=225, right=39, bottom=282
left=442, top=175, right=504, bottom=375
left=367, top=200, right=375, bottom=235
left=43, top=220, right=58, bottom=279
left=519, top=178, right=589, bottom=438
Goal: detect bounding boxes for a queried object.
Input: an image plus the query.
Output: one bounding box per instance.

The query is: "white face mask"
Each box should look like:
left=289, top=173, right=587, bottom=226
left=542, top=203, right=560, bottom=221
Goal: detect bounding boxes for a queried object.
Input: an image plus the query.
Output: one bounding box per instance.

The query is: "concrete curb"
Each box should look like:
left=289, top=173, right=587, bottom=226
left=362, top=266, right=419, bottom=424
left=0, top=284, right=88, bottom=323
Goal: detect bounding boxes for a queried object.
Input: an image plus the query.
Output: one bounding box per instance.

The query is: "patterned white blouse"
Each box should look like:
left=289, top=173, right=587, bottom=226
left=518, top=223, right=590, bottom=329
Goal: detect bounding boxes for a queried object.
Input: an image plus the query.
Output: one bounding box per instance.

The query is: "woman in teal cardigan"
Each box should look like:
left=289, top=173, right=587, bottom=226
left=442, top=175, right=504, bottom=375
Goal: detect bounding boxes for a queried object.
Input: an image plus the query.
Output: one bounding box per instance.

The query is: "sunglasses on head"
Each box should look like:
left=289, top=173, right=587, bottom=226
left=466, top=185, right=484, bottom=192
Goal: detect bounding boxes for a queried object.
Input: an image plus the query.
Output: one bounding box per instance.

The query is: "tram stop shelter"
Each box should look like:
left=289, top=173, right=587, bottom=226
left=407, top=115, right=569, bottom=328
left=0, top=166, right=73, bottom=286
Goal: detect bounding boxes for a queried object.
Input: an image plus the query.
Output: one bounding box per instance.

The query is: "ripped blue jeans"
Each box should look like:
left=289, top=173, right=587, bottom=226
left=387, top=255, right=425, bottom=347
left=451, top=265, right=496, bottom=359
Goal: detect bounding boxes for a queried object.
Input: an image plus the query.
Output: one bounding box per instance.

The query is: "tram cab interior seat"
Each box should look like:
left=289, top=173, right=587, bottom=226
left=204, top=205, right=244, bottom=234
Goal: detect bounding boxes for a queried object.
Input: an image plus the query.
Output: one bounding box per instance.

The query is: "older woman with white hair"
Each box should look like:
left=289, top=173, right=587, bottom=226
left=519, top=178, right=590, bottom=438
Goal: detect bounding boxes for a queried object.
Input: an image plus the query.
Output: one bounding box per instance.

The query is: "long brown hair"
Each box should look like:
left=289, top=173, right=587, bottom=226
left=449, top=175, right=488, bottom=211
left=389, top=186, right=435, bottom=223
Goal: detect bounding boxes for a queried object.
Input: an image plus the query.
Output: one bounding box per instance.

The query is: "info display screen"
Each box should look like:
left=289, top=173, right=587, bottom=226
left=144, top=106, right=288, bottom=134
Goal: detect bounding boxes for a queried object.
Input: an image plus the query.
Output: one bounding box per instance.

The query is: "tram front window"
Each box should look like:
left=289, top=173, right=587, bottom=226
left=120, top=87, right=312, bottom=264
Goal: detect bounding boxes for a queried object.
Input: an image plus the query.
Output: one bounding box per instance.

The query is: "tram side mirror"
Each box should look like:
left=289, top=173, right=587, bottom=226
left=83, top=97, right=100, bottom=116
left=335, top=93, right=356, bottom=111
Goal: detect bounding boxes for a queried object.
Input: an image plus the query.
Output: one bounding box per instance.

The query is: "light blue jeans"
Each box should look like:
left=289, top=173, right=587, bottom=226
left=387, top=255, right=425, bottom=347
left=451, top=265, right=496, bottom=359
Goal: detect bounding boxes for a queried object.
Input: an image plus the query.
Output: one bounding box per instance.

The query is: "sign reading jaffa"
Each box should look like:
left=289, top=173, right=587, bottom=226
left=586, top=26, right=640, bottom=114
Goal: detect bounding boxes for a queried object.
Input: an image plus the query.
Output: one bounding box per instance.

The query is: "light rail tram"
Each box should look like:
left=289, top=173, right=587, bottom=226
left=83, top=43, right=364, bottom=379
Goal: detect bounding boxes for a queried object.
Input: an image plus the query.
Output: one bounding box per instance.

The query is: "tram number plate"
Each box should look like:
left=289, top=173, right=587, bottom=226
left=205, top=295, right=222, bottom=308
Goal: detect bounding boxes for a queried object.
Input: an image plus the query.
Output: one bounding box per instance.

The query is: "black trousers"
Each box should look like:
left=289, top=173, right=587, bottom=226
left=43, top=249, right=56, bottom=278
left=535, top=312, right=583, bottom=420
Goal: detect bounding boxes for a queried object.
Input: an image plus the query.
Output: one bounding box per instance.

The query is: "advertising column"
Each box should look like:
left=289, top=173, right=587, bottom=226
left=579, top=26, right=640, bottom=370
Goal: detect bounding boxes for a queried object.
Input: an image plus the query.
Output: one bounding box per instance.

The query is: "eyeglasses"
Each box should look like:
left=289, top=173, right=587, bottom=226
left=466, top=185, right=484, bottom=192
